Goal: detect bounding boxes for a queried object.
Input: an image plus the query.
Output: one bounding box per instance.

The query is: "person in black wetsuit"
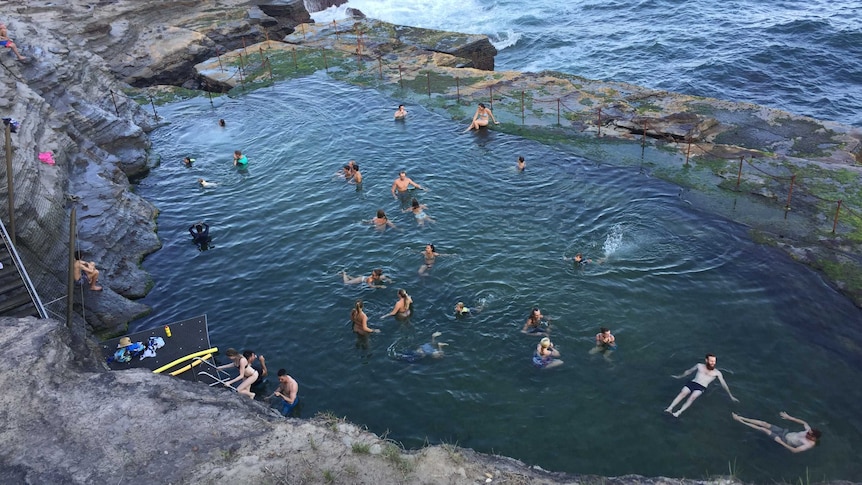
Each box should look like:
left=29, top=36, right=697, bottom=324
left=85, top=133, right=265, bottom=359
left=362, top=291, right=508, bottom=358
left=189, top=222, right=211, bottom=250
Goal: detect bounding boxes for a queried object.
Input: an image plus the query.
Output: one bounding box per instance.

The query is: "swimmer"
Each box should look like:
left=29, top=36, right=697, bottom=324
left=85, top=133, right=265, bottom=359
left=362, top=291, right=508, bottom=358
left=199, top=178, right=217, bottom=188
left=664, top=353, right=739, bottom=418
left=521, top=307, right=550, bottom=335
left=389, top=332, right=447, bottom=362
left=517, top=156, right=525, bottom=171
left=404, top=198, right=435, bottom=226
left=368, top=209, right=396, bottom=229
left=216, top=348, right=257, bottom=399
left=382, top=288, right=413, bottom=319
left=233, top=150, right=248, bottom=167
left=532, top=337, right=563, bottom=369
left=464, top=103, right=499, bottom=132
left=731, top=412, right=821, bottom=453
left=454, top=301, right=471, bottom=316
left=218, top=119, right=226, bottom=127
left=394, top=104, right=408, bottom=119
left=349, top=165, right=362, bottom=185
left=418, top=243, right=450, bottom=275
left=188, top=222, right=210, bottom=246
left=341, top=268, right=391, bottom=288
left=351, top=300, right=380, bottom=335
left=590, top=327, right=617, bottom=359
left=338, top=160, right=357, bottom=179
left=391, top=171, right=425, bottom=198
left=564, top=253, right=593, bottom=266
left=183, top=156, right=195, bottom=167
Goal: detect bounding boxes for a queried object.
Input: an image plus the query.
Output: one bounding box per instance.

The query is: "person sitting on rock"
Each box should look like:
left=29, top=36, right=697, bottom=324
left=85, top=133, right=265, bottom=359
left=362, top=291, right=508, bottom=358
left=73, top=251, right=103, bottom=291
left=0, top=23, right=27, bottom=62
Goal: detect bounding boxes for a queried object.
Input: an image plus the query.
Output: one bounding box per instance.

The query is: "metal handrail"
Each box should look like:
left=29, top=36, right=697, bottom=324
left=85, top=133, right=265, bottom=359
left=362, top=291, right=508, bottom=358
left=192, top=357, right=237, bottom=390
left=0, top=217, right=47, bottom=318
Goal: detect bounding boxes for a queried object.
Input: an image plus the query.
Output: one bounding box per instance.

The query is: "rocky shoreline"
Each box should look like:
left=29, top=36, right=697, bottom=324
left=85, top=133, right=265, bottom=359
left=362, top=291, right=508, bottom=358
left=1, top=1, right=861, bottom=483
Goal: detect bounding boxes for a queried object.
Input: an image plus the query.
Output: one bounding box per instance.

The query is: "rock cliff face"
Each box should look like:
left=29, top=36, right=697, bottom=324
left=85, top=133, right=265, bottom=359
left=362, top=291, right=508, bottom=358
left=0, top=0, right=315, bottom=336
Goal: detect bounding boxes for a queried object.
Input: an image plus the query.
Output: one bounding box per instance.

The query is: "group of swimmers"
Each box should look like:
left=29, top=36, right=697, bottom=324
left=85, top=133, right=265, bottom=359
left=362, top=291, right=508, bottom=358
left=215, top=348, right=300, bottom=416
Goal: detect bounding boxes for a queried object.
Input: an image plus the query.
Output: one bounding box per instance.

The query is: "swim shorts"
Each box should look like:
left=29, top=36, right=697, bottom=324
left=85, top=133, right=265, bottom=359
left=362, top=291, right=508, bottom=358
left=685, top=381, right=707, bottom=393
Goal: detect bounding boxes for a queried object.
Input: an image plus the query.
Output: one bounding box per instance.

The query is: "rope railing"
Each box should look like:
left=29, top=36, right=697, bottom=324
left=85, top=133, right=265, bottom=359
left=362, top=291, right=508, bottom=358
left=194, top=28, right=862, bottom=238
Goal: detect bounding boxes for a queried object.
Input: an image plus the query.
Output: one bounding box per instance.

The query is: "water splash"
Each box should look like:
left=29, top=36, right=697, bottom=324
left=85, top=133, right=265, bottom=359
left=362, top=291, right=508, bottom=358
left=602, top=223, right=624, bottom=257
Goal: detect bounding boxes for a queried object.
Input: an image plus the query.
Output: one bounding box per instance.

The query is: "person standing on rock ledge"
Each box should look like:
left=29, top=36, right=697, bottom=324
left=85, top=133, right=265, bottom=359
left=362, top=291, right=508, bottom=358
left=0, top=23, right=27, bottom=62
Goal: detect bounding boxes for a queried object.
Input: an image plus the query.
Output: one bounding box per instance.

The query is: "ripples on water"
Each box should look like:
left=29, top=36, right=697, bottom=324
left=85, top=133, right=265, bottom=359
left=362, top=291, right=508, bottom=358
left=314, top=0, right=862, bottom=126
left=136, top=76, right=862, bottom=482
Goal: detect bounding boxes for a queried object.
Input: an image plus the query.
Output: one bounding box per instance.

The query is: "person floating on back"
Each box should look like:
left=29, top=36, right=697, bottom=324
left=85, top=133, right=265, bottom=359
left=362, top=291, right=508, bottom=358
left=389, top=332, right=447, bottom=362
left=732, top=411, right=821, bottom=453
left=664, top=353, right=739, bottom=418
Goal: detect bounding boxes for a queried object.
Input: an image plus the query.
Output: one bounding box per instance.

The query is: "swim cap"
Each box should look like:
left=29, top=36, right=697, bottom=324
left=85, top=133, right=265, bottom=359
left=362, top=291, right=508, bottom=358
left=540, top=337, right=551, bottom=348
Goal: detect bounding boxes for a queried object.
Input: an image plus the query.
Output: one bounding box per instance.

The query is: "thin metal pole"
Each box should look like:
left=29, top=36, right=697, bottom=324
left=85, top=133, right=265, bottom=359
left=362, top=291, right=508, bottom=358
left=292, top=48, right=298, bottom=69
left=266, top=57, right=273, bottom=83
left=149, top=95, right=158, bottom=119
left=378, top=57, right=383, bottom=80
left=217, top=49, right=224, bottom=72
left=322, top=49, right=328, bottom=72
left=66, top=205, right=77, bottom=328
left=109, top=90, right=120, bottom=116
left=333, top=20, right=339, bottom=40
left=786, top=174, right=796, bottom=210
left=597, top=108, right=602, bottom=137
left=4, top=123, right=14, bottom=245
left=398, top=65, right=403, bottom=89
left=736, top=156, right=744, bottom=190
left=456, top=77, right=460, bottom=103
left=488, top=86, right=493, bottom=110
left=259, top=46, right=265, bottom=65
left=242, top=37, right=248, bottom=58
left=557, top=99, right=560, bottom=126
left=832, top=200, right=842, bottom=234
left=521, top=90, right=525, bottom=125
left=427, top=72, right=431, bottom=97
left=641, top=120, right=647, bottom=148
left=685, top=136, right=691, bottom=166
left=207, top=90, right=213, bottom=108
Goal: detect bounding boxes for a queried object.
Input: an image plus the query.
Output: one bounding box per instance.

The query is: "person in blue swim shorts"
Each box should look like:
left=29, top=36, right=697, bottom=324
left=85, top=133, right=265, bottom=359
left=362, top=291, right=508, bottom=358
left=273, top=369, right=299, bottom=416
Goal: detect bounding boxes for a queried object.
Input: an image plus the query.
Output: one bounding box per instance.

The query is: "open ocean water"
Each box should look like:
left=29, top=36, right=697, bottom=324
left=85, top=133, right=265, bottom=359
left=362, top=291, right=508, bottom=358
left=314, top=0, right=862, bottom=127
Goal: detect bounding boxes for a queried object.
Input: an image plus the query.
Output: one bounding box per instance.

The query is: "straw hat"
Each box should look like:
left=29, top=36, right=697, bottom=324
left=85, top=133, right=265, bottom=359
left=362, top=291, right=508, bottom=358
left=117, top=336, right=132, bottom=348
